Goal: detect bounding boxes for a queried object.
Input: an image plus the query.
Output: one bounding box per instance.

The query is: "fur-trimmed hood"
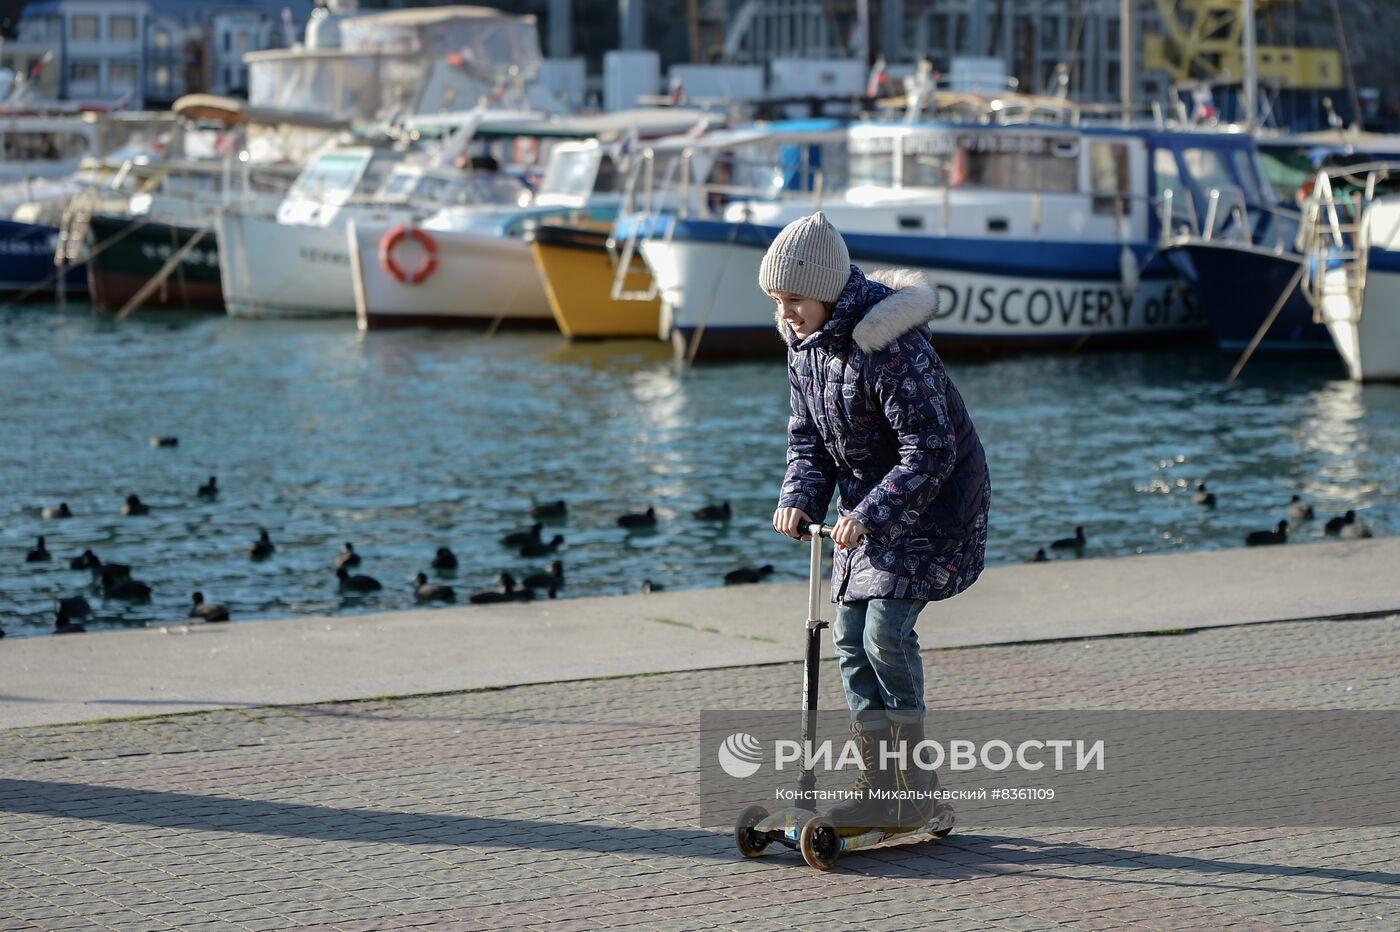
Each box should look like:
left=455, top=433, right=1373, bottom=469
left=778, top=265, right=938, bottom=352
left=854, top=268, right=938, bottom=352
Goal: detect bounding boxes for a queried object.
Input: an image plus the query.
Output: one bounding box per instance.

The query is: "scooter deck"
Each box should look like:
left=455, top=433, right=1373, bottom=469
left=755, top=805, right=955, bottom=853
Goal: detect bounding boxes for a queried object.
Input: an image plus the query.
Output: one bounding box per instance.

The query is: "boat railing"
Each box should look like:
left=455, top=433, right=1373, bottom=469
left=1155, top=188, right=1201, bottom=245
left=1201, top=187, right=1247, bottom=243
left=1301, top=167, right=1371, bottom=321
left=609, top=148, right=683, bottom=302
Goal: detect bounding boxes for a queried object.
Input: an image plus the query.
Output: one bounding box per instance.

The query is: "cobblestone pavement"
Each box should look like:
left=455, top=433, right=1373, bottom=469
left=1, top=615, right=1398, bottom=931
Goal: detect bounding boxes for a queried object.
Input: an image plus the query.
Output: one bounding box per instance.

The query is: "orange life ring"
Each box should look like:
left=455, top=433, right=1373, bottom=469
left=379, top=225, right=438, bottom=285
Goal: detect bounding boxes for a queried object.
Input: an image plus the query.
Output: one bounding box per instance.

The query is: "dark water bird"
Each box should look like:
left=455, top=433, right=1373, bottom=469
left=522, top=560, right=564, bottom=590
left=1192, top=483, right=1216, bottom=507
left=122, top=494, right=150, bottom=516
left=90, top=556, right=132, bottom=580
left=189, top=591, right=230, bottom=622
left=0, top=626, right=5, bottom=638
left=431, top=546, right=458, bottom=571
left=1029, top=548, right=1049, bottom=563
left=1287, top=495, right=1314, bottom=521
left=1325, top=510, right=1357, bottom=535
left=641, top=579, right=665, bottom=594
left=519, top=534, right=564, bottom=557
left=103, top=575, right=152, bottom=600
left=529, top=500, right=567, bottom=520
left=336, top=566, right=382, bottom=592
left=413, top=572, right=455, bottom=602
left=249, top=529, right=275, bottom=559
left=76, top=551, right=131, bottom=579
left=725, top=564, right=775, bottom=585
left=335, top=543, right=361, bottom=569
left=197, top=476, right=219, bottom=499
left=57, top=595, right=92, bottom=618
left=1245, top=520, right=1289, bottom=546
left=693, top=501, right=732, bottom=521
left=151, top=435, right=178, bottom=447
left=470, top=572, right=521, bottom=604
left=1050, top=526, right=1087, bottom=550
left=54, top=607, right=85, bottom=634
left=25, top=536, right=50, bottom=562
left=1340, top=520, right=1373, bottom=540
left=98, top=565, right=132, bottom=588
left=42, top=503, right=72, bottom=519
left=501, top=522, right=543, bottom=547
left=618, top=506, right=657, bottom=529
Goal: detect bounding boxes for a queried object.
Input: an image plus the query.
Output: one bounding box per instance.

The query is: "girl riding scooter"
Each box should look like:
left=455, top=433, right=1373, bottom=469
left=767, top=211, right=992, bottom=833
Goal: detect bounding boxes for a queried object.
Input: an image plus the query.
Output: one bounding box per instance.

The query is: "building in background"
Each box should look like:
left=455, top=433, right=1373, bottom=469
left=4, top=0, right=311, bottom=109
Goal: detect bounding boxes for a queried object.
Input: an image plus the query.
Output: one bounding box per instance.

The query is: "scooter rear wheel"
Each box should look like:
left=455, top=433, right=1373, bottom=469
left=734, top=805, right=771, bottom=858
left=799, top=815, right=839, bottom=870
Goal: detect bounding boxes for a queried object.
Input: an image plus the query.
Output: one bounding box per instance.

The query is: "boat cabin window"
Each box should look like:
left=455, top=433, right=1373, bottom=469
left=1090, top=142, right=1130, bottom=215
left=1179, top=147, right=1235, bottom=197
left=1228, top=149, right=1263, bottom=202
left=1153, top=147, right=1188, bottom=214
left=849, top=136, right=896, bottom=187
left=291, top=152, right=371, bottom=202
left=1, top=131, right=91, bottom=162
left=852, top=131, right=1078, bottom=193
left=539, top=147, right=601, bottom=200
left=955, top=134, right=1078, bottom=193
left=377, top=169, right=418, bottom=202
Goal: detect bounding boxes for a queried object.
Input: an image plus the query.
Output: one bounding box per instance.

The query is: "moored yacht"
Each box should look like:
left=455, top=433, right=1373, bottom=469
left=618, top=118, right=1282, bottom=360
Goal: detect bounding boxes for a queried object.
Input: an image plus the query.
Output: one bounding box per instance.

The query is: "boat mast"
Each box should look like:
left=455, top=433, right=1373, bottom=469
left=1119, top=0, right=1133, bottom=124
left=1241, top=0, right=1257, bottom=128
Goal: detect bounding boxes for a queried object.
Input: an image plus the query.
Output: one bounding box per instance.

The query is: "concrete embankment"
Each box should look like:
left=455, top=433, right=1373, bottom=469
left=3, top=537, right=1398, bottom=728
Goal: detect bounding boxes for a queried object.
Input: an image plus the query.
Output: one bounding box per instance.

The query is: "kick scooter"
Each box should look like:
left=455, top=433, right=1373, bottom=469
left=732, top=522, right=954, bottom=871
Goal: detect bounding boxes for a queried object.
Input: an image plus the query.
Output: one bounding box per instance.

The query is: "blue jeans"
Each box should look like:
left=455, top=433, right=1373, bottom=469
left=832, top=598, right=927, bottom=725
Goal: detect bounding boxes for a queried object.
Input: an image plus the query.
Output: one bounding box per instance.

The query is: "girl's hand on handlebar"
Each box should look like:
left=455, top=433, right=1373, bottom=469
left=831, top=515, right=870, bottom=550
left=773, top=506, right=814, bottom=540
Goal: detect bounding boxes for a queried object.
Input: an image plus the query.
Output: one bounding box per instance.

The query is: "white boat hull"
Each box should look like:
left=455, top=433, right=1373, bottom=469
left=1321, top=200, right=1400, bottom=382
left=217, top=211, right=355, bottom=318
left=642, top=234, right=1203, bottom=360
left=349, top=222, right=553, bottom=330
left=1323, top=262, right=1400, bottom=382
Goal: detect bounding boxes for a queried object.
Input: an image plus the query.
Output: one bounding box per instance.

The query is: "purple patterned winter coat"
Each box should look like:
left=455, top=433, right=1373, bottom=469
left=778, top=266, right=991, bottom=603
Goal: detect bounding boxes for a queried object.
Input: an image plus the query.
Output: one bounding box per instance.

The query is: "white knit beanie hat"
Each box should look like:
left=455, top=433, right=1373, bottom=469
left=758, top=211, right=851, bottom=304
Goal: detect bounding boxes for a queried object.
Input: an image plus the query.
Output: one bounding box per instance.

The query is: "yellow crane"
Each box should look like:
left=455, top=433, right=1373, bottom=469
left=1145, top=0, right=1341, bottom=90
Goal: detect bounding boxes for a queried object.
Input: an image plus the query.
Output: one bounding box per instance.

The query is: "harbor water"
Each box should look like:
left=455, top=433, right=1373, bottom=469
left=3, top=304, right=1398, bottom=637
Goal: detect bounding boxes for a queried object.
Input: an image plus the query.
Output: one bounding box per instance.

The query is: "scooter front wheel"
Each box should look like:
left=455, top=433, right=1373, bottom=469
left=799, top=815, right=840, bottom=870
left=734, top=805, right=771, bottom=858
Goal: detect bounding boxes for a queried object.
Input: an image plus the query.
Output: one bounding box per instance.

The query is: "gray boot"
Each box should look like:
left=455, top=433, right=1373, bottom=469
left=883, top=720, right=939, bottom=831
left=825, top=721, right=894, bottom=834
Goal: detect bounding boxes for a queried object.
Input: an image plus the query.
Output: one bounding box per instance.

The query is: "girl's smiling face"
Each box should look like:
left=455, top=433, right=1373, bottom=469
left=771, top=291, right=833, bottom=340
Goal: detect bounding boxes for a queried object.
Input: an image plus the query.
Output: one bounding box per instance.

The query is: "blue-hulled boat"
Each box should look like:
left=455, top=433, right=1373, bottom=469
left=0, top=218, right=85, bottom=299
left=1162, top=134, right=1400, bottom=354
left=618, top=118, right=1280, bottom=360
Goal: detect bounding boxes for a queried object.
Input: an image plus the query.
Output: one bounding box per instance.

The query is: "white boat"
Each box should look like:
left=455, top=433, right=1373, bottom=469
left=1306, top=164, right=1400, bottom=382
left=218, top=146, right=512, bottom=318
left=350, top=112, right=721, bottom=330
left=614, top=117, right=1288, bottom=360
left=350, top=209, right=554, bottom=329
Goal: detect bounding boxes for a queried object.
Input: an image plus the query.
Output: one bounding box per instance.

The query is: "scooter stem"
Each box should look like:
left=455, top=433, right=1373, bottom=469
left=798, top=523, right=834, bottom=808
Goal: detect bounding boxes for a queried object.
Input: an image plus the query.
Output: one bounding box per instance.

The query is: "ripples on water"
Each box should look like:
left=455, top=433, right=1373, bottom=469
left=3, top=304, right=1397, bottom=637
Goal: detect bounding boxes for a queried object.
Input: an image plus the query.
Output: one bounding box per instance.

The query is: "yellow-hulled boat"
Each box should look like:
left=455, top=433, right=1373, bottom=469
left=528, top=220, right=661, bottom=339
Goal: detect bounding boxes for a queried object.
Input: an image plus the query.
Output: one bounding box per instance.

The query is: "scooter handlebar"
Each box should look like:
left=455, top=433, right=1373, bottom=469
left=805, top=522, right=835, bottom=539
